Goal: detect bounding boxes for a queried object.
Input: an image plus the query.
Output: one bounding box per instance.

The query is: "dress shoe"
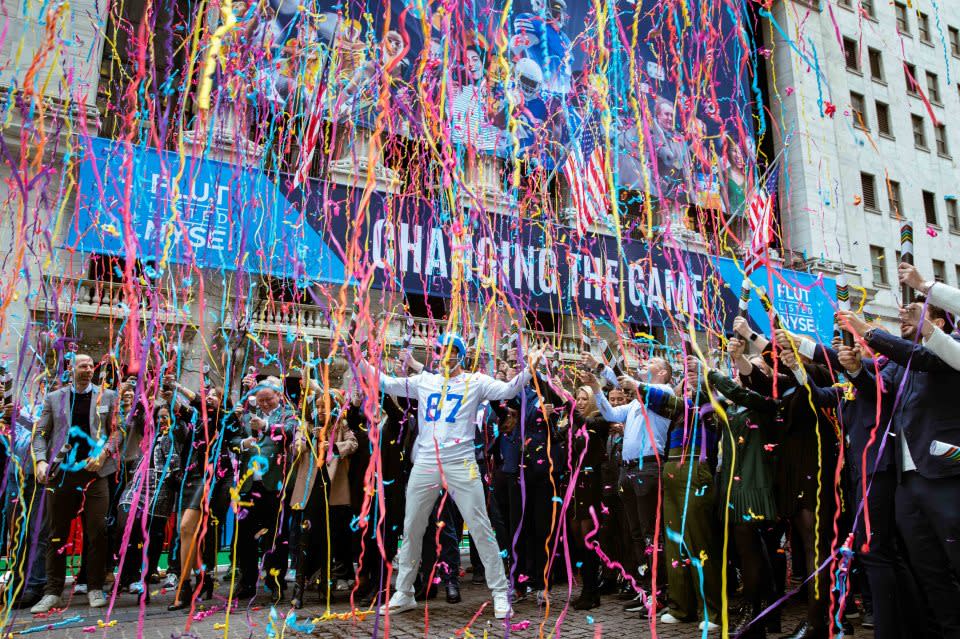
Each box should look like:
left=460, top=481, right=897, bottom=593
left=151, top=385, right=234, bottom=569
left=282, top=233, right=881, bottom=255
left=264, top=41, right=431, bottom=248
left=782, top=621, right=828, bottom=639
left=471, top=569, right=485, bottom=585
left=572, top=592, right=600, bottom=610
left=232, top=585, right=258, bottom=601
left=13, top=590, right=42, bottom=609
left=729, top=604, right=765, bottom=638
left=445, top=582, right=461, bottom=603
left=597, top=577, right=618, bottom=595
left=617, top=584, right=637, bottom=600
left=414, top=582, right=437, bottom=601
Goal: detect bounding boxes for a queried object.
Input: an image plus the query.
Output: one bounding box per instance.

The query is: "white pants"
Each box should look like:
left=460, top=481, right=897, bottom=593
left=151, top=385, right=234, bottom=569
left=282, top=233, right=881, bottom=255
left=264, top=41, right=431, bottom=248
left=395, top=459, right=508, bottom=596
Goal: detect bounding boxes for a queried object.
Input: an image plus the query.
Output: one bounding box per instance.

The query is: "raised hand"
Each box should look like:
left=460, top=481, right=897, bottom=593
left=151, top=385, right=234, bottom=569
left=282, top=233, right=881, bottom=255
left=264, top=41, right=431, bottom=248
left=837, top=345, right=862, bottom=374
left=727, top=337, right=745, bottom=360
left=779, top=347, right=799, bottom=370
left=835, top=310, right=869, bottom=337
left=774, top=328, right=797, bottom=349
left=898, top=262, right=929, bottom=292
left=732, top=316, right=752, bottom=338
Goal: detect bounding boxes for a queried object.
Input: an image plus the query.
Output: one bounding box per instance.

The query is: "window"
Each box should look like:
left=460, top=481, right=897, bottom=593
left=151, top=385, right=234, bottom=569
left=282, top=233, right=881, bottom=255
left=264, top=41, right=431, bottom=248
left=860, top=173, right=878, bottom=211
left=850, top=92, right=868, bottom=129
left=918, top=12, right=931, bottom=43
left=868, top=47, right=884, bottom=81
left=932, top=260, right=946, bottom=284
left=923, top=190, right=938, bottom=226
left=947, top=198, right=960, bottom=232
left=876, top=101, right=892, bottom=137
left=926, top=72, right=941, bottom=103
left=935, top=123, right=950, bottom=157
left=956, top=265, right=960, bottom=285
left=837, top=0, right=852, bottom=7
left=843, top=37, right=860, bottom=71
left=912, top=114, right=928, bottom=149
left=887, top=180, right=902, bottom=216
left=861, top=0, right=875, bottom=18
left=895, top=2, right=910, bottom=35
left=905, top=62, right=918, bottom=94
left=870, top=245, right=889, bottom=285
left=950, top=26, right=960, bottom=57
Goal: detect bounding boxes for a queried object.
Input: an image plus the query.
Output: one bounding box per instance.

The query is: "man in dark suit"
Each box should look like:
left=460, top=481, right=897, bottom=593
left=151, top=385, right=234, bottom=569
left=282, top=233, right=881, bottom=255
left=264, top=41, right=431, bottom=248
left=839, top=305, right=960, bottom=638
left=231, top=376, right=298, bottom=601
left=779, top=329, right=924, bottom=639
left=30, top=354, right=120, bottom=613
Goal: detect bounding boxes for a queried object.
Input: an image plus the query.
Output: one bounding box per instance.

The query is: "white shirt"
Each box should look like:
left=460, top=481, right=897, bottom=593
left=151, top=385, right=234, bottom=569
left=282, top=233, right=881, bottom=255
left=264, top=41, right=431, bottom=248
left=595, top=384, right=674, bottom=465
left=380, top=369, right=532, bottom=464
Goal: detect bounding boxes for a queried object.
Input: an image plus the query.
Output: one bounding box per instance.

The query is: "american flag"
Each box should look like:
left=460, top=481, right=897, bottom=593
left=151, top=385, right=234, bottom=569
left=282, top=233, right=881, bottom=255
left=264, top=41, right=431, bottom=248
left=748, top=162, right=780, bottom=254
left=294, top=85, right=326, bottom=188
left=563, top=113, right=609, bottom=236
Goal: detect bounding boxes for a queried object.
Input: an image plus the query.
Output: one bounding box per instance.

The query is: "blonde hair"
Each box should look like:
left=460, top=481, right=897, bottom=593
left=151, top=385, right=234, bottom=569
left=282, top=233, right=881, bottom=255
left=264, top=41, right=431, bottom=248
left=576, top=385, right=600, bottom=418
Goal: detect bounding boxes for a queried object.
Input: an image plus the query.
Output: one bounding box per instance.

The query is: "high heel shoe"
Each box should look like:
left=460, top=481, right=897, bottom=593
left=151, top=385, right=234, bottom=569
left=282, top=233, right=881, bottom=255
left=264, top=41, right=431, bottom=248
left=196, top=573, right=214, bottom=601
left=167, top=579, right=195, bottom=612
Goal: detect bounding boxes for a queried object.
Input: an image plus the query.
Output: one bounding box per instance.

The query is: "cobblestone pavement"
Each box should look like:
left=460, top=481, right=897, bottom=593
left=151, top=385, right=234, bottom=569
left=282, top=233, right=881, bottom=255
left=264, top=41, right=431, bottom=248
left=0, top=578, right=859, bottom=639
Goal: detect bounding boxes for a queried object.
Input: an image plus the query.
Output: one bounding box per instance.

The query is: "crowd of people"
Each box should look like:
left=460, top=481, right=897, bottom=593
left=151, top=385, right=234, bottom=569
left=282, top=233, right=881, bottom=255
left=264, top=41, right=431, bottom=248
left=1, top=260, right=958, bottom=639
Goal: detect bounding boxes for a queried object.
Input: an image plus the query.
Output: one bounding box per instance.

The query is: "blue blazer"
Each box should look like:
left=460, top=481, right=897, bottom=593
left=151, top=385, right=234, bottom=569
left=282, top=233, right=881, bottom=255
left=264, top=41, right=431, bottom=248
left=809, top=345, right=895, bottom=476
left=854, top=330, right=960, bottom=480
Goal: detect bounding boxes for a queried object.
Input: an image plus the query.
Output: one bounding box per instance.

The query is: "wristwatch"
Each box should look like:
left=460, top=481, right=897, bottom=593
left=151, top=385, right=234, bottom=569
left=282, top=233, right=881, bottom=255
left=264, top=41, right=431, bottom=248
left=864, top=327, right=877, bottom=342
left=748, top=332, right=759, bottom=342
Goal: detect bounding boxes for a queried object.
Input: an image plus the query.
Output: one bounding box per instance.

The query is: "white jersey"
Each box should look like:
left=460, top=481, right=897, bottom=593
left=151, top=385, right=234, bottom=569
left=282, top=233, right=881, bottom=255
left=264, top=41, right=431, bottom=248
left=380, top=368, right=532, bottom=464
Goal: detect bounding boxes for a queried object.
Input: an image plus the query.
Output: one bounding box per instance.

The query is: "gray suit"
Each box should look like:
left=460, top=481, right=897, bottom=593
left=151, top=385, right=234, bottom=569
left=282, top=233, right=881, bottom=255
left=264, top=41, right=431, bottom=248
left=31, top=384, right=119, bottom=595
left=32, top=384, right=120, bottom=477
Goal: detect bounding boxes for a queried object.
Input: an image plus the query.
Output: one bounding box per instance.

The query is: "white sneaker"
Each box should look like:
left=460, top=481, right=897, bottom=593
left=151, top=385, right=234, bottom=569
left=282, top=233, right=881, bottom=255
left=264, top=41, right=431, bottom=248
left=377, top=591, right=417, bottom=616
left=660, top=612, right=684, bottom=624
left=493, top=591, right=513, bottom=619
left=335, top=579, right=350, bottom=591
left=73, top=583, right=88, bottom=595
left=162, top=573, right=178, bottom=589
left=30, top=594, right=62, bottom=613
left=128, top=582, right=144, bottom=595
left=535, top=589, right=547, bottom=607
left=699, top=620, right=719, bottom=631
left=88, top=590, right=108, bottom=608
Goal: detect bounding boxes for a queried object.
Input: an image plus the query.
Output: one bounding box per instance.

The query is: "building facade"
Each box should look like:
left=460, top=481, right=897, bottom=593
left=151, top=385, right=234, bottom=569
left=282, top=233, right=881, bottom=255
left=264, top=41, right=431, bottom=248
left=767, top=0, right=960, bottom=321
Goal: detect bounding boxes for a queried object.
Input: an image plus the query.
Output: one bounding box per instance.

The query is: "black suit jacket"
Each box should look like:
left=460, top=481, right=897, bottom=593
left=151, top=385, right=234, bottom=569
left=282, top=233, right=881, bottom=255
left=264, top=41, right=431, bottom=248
left=810, top=345, right=895, bottom=476
left=855, top=330, right=960, bottom=479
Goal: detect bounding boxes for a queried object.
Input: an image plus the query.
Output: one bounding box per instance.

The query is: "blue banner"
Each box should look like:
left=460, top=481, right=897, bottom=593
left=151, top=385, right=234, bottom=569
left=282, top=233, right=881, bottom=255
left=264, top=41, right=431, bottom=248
left=72, top=137, right=349, bottom=284
left=69, top=138, right=836, bottom=339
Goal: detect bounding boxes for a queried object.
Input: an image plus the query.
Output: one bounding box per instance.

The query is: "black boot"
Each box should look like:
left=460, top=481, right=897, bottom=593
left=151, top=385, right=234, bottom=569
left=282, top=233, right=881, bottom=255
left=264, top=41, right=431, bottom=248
left=445, top=581, right=461, bottom=604
left=731, top=603, right=766, bottom=638
left=572, top=591, right=600, bottom=610
left=782, top=621, right=828, bottom=639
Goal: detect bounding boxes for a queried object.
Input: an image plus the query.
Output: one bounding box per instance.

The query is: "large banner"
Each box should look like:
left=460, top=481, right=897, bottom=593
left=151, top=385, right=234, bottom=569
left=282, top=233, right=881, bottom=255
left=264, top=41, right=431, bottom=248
left=69, top=138, right=835, bottom=339
left=229, top=0, right=753, bottom=210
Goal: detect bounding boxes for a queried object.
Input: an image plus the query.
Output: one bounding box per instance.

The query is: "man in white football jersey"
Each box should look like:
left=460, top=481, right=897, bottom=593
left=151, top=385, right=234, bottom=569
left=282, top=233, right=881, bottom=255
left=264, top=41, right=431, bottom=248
left=359, top=333, right=545, bottom=619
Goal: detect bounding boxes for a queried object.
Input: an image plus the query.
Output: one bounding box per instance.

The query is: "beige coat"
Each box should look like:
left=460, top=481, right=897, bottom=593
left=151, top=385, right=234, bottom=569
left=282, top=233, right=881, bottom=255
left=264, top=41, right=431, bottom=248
left=289, top=419, right=357, bottom=509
